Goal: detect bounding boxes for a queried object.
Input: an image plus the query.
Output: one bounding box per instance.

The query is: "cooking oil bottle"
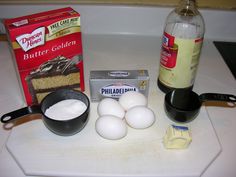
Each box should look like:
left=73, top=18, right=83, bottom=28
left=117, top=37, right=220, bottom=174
left=157, top=0, right=205, bottom=93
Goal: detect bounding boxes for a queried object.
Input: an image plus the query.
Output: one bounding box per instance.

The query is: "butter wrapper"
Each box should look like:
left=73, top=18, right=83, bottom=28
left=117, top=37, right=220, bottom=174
left=163, top=125, right=192, bottom=149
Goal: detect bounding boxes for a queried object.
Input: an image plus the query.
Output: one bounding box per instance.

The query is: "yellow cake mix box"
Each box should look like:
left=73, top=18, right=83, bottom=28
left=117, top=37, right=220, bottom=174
left=5, top=7, right=85, bottom=105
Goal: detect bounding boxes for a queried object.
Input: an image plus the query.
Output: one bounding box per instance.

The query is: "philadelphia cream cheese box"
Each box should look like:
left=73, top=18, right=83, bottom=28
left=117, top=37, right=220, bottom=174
left=89, top=70, right=149, bottom=102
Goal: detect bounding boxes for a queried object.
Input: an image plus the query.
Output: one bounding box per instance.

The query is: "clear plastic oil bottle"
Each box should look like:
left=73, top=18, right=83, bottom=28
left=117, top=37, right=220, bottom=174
left=157, top=0, right=205, bottom=93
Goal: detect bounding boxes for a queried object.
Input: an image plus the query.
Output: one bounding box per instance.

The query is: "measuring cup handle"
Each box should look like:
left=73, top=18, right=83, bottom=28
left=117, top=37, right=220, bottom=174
left=199, top=93, right=236, bottom=103
left=1, top=105, right=41, bottom=123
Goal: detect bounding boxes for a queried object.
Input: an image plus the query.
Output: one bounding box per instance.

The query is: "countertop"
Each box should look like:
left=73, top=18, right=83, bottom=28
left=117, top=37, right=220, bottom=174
left=0, top=34, right=236, bottom=177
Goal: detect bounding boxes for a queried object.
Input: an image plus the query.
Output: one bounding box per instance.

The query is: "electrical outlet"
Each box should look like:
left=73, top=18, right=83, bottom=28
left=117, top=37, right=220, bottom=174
left=0, top=19, right=6, bottom=34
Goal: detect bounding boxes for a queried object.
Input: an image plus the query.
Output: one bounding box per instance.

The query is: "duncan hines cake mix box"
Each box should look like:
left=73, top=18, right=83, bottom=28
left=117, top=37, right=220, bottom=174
left=5, top=7, right=85, bottom=105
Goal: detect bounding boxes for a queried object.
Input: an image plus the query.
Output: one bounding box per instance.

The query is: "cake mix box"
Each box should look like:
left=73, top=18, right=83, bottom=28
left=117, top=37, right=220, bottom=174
left=5, top=7, right=85, bottom=105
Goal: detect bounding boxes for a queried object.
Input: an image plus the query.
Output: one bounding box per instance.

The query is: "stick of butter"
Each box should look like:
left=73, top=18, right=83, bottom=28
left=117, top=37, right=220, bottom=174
left=163, top=125, right=192, bottom=149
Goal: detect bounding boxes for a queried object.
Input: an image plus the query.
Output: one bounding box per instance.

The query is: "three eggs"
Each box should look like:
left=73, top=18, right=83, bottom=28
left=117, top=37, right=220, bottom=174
left=95, top=91, right=156, bottom=140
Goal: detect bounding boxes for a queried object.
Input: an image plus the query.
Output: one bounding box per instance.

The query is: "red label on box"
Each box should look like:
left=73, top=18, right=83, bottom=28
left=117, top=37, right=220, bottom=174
left=5, top=7, right=85, bottom=105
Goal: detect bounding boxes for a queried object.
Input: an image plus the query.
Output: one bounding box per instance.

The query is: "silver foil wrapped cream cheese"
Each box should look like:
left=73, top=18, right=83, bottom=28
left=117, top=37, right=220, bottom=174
left=89, top=70, right=149, bottom=102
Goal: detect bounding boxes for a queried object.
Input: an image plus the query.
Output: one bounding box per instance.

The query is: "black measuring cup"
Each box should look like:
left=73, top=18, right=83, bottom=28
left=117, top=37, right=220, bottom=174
left=1, top=89, right=90, bottom=136
left=164, top=89, right=236, bottom=123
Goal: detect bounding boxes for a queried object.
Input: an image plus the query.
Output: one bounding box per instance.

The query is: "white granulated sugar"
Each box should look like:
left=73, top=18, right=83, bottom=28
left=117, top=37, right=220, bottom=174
left=45, top=99, right=87, bottom=120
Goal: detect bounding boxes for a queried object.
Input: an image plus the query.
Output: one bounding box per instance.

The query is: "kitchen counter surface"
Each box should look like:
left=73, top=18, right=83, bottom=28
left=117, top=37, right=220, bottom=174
left=0, top=34, right=236, bottom=177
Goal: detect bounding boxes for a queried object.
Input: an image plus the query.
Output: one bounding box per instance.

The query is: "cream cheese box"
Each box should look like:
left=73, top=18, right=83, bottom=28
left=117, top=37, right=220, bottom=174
left=89, top=70, right=149, bottom=102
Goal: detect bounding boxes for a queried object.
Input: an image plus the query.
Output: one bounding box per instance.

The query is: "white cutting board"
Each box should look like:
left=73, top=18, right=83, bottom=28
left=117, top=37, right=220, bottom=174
left=6, top=90, right=221, bottom=177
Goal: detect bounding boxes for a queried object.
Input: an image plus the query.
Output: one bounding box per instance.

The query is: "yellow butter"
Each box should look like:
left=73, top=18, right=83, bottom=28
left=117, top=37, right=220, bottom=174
left=163, top=125, right=192, bottom=149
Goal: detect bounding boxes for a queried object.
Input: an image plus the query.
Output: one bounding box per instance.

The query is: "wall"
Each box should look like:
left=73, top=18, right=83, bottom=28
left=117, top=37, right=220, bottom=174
left=0, top=4, right=235, bottom=41
left=0, top=0, right=236, bottom=10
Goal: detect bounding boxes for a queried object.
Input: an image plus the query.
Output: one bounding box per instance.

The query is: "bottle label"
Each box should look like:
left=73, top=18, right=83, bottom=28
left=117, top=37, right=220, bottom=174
left=159, top=32, right=203, bottom=88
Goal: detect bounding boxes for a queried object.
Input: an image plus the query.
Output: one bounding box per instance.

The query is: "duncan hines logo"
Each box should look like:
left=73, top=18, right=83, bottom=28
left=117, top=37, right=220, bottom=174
left=16, top=27, right=45, bottom=52
left=100, top=84, right=138, bottom=98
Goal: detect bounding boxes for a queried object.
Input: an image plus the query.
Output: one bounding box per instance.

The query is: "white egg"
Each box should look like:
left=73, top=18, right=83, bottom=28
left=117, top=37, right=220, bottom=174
left=95, top=115, right=128, bottom=140
left=97, top=98, right=125, bottom=119
left=119, top=91, right=147, bottom=111
left=125, top=106, right=155, bottom=129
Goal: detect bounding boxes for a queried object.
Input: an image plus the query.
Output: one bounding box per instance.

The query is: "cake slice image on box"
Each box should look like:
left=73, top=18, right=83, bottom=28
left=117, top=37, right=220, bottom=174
left=26, top=55, right=82, bottom=104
